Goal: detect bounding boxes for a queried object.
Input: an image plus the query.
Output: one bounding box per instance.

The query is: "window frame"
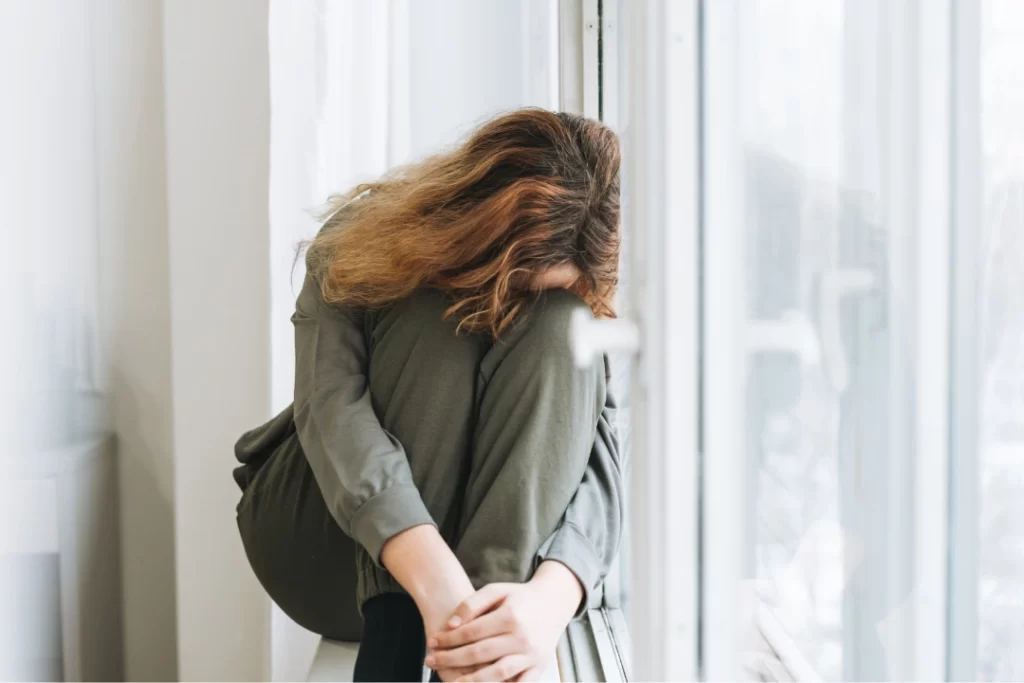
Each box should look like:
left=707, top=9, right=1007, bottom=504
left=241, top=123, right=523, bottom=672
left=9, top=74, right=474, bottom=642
left=563, top=1, right=702, bottom=679
left=909, top=1, right=954, bottom=679
left=614, top=0, right=703, bottom=680
left=947, top=0, right=983, bottom=679
left=700, top=0, right=747, bottom=679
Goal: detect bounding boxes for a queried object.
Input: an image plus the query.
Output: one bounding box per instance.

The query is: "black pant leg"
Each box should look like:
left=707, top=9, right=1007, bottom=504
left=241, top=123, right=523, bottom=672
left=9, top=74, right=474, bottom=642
left=353, top=594, right=426, bottom=682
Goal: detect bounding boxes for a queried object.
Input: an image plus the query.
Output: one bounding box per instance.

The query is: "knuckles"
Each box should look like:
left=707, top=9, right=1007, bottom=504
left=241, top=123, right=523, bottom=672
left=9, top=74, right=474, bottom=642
left=510, top=628, right=531, bottom=651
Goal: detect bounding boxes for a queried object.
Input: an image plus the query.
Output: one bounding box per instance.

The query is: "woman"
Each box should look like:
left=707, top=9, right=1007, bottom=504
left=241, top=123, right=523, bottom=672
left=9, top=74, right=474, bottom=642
left=234, top=109, right=626, bottom=682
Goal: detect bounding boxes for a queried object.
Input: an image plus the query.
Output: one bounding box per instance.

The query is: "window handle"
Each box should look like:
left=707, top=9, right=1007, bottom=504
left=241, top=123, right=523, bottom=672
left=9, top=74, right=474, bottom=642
left=818, top=268, right=875, bottom=392
left=746, top=310, right=822, bottom=367
left=571, top=309, right=641, bottom=368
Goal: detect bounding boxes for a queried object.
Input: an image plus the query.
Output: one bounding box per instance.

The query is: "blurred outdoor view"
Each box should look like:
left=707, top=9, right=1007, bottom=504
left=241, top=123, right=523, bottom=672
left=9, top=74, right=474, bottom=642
left=977, top=1, right=1024, bottom=679
left=711, top=0, right=1024, bottom=680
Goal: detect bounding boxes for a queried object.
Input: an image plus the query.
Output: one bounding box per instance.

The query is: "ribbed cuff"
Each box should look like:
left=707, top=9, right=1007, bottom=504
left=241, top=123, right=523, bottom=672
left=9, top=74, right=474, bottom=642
left=536, top=522, right=602, bottom=619
left=350, top=483, right=436, bottom=567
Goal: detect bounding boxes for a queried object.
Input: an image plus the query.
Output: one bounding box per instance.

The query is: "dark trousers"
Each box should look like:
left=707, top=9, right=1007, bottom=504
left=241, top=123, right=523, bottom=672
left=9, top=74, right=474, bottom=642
left=353, top=593, right=434, bottom=682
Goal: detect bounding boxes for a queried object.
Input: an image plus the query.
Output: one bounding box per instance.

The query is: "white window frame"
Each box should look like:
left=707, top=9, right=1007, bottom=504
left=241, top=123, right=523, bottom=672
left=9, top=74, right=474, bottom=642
left=701, top=1, right=747, bottom=680
left=558, top=0, right=586, bottom=116
left=623, top=0, right=701, bottom=680
left=947, top=0, right=983, bottom=679
left=909, top=1, right=954, bottom=679
left=564, top=0, right=703, bottom=680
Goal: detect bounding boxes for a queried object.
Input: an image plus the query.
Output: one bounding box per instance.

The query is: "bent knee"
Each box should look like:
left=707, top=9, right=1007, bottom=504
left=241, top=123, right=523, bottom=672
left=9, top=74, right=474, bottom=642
left=526, top=289, right=589, bottom=346
left=490, top=290, right=597, bottom=380
left=367, top=289, right=489, bottom=387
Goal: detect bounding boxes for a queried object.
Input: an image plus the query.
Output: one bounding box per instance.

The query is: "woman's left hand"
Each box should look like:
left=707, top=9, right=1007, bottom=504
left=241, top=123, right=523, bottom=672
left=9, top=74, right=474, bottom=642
left=425, top=561, right=583, bottom=682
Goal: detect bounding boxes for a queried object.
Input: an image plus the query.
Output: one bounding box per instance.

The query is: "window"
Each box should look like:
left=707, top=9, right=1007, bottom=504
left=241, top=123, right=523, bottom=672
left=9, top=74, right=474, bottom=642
left=606, top=0, right=1017, bottom=680
left=976, top=1, right=1024, bottom=679
left=701, top=1, right=955, bottom=678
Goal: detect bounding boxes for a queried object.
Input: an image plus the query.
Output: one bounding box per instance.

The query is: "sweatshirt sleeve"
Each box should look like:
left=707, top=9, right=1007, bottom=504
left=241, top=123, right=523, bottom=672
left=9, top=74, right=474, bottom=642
left=292, top=271, right=436, bottom=565
left=535, top=367, right=625, bottom=617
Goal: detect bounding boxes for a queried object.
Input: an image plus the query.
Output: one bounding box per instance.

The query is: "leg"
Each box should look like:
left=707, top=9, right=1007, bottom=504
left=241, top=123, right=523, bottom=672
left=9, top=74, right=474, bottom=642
left=352, top=594, right=431, bottom=683
left=454, top=290, right=606, bottom=586
left=363, top=289, right=491, bottom=547
left=241, top=290, right=602, bottom=679
left=358, top=289, right=603, bottom=680
left=239, top=289, right=490, bottom=681
left=352, top=290, right=491, bottom=679
left=236, top=431, right=361, bottom=638
left=236, top=434, right=435, bottom=681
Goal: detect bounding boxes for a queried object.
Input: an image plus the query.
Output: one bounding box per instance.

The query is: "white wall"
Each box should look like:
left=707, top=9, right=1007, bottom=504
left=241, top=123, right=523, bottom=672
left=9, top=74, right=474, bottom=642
left=162, top=0, right=272, bottom=679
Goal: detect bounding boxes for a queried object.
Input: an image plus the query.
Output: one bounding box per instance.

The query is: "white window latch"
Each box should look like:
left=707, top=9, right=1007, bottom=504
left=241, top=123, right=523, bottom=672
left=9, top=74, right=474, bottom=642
left=570, top=308, right=641, bottom=368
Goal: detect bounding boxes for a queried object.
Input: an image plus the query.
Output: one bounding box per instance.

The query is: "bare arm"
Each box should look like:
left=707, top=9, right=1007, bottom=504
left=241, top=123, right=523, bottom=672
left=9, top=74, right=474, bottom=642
left=380, top=525, right=475, bottom=635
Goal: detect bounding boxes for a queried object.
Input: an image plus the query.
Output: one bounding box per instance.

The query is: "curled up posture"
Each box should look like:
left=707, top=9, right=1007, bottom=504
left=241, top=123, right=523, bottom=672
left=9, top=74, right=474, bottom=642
left=233, top=109, right=627, bottom=682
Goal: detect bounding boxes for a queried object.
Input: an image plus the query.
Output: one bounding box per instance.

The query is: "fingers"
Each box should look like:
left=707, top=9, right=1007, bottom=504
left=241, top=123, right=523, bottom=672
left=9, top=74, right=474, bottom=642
left=454, top=655, right=530, bottom=682
left=448, top=583, right=514, bottom=628
left=435, top=666, right=475, bottom=682
left=513, top=667, right=543, bottom=682
left=430, top=610, right=511, bottom=650
left=426, top=635, right=518, bottom=670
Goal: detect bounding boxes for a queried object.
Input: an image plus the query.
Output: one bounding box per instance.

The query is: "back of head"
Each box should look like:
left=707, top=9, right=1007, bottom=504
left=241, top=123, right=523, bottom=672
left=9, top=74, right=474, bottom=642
left=306, top=108, right=621, bottom=337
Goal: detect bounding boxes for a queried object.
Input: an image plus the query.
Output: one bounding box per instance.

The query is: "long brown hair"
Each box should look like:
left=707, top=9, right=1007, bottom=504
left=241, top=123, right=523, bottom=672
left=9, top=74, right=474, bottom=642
left=306, top=108, right=620, bottom=337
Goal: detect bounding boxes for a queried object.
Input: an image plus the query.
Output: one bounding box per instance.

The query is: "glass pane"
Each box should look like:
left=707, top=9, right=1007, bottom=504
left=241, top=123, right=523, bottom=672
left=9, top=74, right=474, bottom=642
left=977, top=2, right=1024, bottom=679
left=706, top=1, right=916, bottom=679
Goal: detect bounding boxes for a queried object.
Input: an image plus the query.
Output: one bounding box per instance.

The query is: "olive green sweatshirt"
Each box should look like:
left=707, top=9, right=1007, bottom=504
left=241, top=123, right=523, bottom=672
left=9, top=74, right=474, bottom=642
left=288, top=269, right=625, bottom=614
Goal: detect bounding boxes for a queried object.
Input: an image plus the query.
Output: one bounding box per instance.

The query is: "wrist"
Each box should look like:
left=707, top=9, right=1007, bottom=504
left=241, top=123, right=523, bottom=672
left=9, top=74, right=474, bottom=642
left=381, top=525, right=474, bottom=604
left=410, top=556, right=475, bottom=614
left=415, top=565, right=475, bottom=637
left=531, top=560, right=584, bottom=622
left=380, top=525, right=474, bottom=631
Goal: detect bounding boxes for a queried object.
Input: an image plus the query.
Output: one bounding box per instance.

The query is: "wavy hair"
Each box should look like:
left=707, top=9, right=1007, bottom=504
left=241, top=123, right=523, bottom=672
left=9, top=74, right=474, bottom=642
left=305, top=108, right=620, bottom=337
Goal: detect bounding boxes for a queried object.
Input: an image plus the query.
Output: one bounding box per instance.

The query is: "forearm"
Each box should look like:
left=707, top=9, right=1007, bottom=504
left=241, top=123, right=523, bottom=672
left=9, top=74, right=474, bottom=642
left=530, top=560, right=584, bottom=625
left=381, top=524, right=475, bottom=633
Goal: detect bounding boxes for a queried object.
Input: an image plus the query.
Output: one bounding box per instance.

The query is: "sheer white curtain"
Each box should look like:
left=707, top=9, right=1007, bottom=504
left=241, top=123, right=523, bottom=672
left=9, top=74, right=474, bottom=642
left=268, top=0, right=409, bottom=415
left=268, top=3, right=411, bottom=675
left=1, top=0, right=109, bottom=457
